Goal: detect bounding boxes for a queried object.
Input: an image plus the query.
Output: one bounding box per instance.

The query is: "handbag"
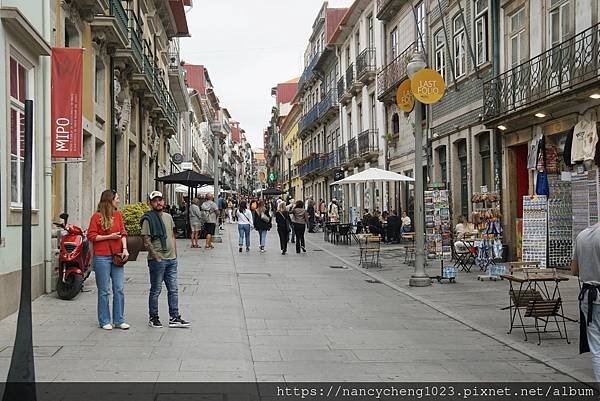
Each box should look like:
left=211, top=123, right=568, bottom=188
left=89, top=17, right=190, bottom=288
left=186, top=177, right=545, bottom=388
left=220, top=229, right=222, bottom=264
left=260, top=212, right=270, bottom=223
left=106, top=231, right=127, bottom=267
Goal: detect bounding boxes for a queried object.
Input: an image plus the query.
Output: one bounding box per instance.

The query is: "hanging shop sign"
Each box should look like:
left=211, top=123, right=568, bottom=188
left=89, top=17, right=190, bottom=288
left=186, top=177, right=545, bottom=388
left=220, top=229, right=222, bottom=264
left=410, top=68, right=446, bottom=105
left=51, top=48, right=84, bottom=158
left=396, top=79, right=415, bottom=112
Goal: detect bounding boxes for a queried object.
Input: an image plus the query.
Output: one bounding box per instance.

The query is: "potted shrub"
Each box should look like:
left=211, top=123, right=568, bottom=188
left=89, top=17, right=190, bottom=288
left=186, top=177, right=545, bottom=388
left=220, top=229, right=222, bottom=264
left=121, top=202, right=150, bottom=261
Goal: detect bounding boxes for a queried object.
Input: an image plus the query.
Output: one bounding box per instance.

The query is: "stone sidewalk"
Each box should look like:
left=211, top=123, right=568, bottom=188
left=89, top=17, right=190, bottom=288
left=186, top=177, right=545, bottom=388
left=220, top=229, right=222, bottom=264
left=0, top=225, right=588, bottom=382
left=304, top=231, right=594, bottom=383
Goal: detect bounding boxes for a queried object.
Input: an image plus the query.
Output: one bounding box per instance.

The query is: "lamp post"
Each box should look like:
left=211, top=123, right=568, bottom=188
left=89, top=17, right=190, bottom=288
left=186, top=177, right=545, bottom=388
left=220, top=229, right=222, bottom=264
left=406, top=52, right=431, bottom=287
left=286, top=149, right=293, bottom=200
left=210, top=120, right=224, bottom=243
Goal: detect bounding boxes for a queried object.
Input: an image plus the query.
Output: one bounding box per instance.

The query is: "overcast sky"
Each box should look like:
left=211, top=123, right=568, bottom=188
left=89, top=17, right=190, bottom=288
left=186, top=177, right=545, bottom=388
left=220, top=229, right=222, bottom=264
left=181, top=0, right=353, bottom=149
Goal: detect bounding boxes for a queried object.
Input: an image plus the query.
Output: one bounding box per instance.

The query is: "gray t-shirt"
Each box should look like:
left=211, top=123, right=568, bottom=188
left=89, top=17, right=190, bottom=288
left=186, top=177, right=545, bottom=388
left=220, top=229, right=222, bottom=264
left=141, top=212, right=176, bottom=260
left=574, top=224, right=600, bottom=304
left=201, top=201, right=219, bottom=224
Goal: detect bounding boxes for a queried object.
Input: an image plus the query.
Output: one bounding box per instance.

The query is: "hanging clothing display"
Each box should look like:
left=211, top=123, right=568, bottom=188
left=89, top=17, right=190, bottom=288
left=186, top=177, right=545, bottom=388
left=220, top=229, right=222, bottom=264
left=571, top=118, right=598, bottom=163
left=527, top=131, right=544, bottom=170
left=564, top=128, right=574, bottom=166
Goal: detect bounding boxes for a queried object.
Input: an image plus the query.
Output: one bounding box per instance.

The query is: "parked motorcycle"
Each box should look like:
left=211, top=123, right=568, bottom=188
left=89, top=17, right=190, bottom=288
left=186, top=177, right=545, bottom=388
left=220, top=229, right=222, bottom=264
left=55, top=213, right=91, bottom=300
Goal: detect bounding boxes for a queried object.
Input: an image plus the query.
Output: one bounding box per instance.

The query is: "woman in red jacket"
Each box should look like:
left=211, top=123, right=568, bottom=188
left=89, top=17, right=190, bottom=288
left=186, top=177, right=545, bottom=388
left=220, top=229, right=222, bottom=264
left=87, top=189, right=129, bottom=330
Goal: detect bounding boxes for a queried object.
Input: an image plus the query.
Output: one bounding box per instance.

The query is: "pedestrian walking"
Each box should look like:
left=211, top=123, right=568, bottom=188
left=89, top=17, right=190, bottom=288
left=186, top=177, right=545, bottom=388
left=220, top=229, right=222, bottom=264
left=275, top=202, right=291, bottom=255
left=252, top=201, right=272, bottom=253
left=572, top=223, right=600, bottom=383
left=236, top=200, right=253, bottom=252
left=291, top=200, right=309, bottom=253
left=307, top=197, right=316, bottom=232
left=286, top=199, right=296, bottom=243
left=189, top=198, right=202, bottom=248
left=141, top=191, right=190, bottom=329
left=87, top=189, right=130, bottom=330
left=201, top=193, right=219, bottom=249
left=226, top=198, right=234, bottom=224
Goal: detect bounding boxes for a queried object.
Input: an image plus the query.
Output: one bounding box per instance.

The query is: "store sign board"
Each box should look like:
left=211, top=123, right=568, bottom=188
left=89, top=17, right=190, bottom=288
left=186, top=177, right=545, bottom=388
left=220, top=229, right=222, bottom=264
left=396, top=79, right=415, bottom=112
left=410, top=68, right=446, bottom=104
left=51, top=48, right=84, bottom=158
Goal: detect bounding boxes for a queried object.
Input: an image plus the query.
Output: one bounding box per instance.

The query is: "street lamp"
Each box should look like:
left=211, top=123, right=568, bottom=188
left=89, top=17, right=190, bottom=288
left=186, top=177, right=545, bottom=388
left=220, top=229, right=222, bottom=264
left=286, top=149, right=293, bottom=200
left=407, top=52, right=431, bottom=287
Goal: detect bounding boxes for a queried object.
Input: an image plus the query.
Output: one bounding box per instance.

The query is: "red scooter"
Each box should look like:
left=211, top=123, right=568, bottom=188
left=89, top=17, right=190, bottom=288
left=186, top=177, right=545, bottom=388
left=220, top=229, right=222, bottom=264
left=55, top=213, right=91, bottom=300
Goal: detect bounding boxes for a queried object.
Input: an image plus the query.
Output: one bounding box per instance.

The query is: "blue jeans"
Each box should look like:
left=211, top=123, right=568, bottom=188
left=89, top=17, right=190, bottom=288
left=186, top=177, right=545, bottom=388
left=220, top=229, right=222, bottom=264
left=148, top=258, right=179, bottom=319
left=258, top=230, right=268, bottom=247
left=93, top=255, right=125, bottom=326
left=581, top=302, right=600, bottom=383
left=238, top=224, right=251, bottom=247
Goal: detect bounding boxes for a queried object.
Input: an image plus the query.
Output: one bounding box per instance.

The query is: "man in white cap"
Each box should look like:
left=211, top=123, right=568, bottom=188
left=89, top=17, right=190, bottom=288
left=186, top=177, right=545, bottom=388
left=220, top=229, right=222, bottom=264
left=141, top=191, right=190, bottom=329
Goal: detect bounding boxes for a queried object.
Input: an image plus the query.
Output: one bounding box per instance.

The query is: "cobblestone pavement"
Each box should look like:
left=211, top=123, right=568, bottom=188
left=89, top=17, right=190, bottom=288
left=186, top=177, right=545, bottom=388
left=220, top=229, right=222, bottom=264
left=0, top=225, right=588, bottom=382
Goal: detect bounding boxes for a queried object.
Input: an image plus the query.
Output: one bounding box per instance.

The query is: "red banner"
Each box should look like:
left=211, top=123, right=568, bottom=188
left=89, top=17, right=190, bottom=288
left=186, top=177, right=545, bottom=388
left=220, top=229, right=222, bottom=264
left=51, top=48, right=83, bottom=158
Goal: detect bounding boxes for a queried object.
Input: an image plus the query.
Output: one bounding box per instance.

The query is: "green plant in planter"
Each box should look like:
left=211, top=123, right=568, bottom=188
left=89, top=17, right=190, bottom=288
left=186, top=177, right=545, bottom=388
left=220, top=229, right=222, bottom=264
left=121, top=203, right=150, bottom=235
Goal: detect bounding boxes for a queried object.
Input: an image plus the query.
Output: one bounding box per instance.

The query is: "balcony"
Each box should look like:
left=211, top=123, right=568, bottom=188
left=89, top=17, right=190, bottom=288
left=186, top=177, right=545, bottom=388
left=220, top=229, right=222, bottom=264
left=299, top=154, right=321, bottom=177
left=483, top=22, right=600, bottom=125
left=345, top=63, right=362, bottom=93
left=338, top=76, right=351, bottom=105
left=298, top=104, right=319, bottom=138
left=321, top=150, right=336, bottom=172
left=168, top=39, right=188, bottom=110
left=356, top=48, right=377, bottom=84
left=317, top=88, right=338, bottom=122
left=348, top=137, right=358, bottom=161
left=297, top=51, right=322, bottom=94
left=376, top=0, right=409, bottom=22
left=90, top=0, right=129, bottom=48
left=377, top=43, right=415, bottom=103
left=337, top=144, right=347, bottom=166
left=358, top=129, right=379, bottom=161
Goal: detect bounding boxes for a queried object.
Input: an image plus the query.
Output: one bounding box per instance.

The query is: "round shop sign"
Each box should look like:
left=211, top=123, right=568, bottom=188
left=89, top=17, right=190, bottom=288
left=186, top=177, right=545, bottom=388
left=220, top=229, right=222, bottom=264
left=396, top=79, right=415, bottom=112
left=171, top=153, right=184, bottom=164
left=410, top=68, right=446, bottom=104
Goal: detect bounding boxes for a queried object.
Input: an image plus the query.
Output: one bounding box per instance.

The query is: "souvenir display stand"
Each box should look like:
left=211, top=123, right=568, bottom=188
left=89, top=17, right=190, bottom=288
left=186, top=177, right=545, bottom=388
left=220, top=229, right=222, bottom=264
left=424, top=186, right=456, bottom=283
left=522, top=195, right=548, bottom=268
left=547, top=175, right=572, bottom=268
left=471, top=192, right=505, bottom=280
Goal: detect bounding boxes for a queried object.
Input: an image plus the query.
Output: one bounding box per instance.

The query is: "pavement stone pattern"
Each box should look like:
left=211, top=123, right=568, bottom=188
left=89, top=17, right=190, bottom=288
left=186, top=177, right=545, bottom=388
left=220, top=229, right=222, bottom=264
left=0, top=225, right=589, bottom=382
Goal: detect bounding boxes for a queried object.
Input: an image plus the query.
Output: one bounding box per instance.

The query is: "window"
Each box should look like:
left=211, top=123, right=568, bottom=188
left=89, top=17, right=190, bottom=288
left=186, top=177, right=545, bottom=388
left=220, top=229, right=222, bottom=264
left=370, top=94, right=376, bottom=129
left=358, top=104, right=363, bottom=132
left=392, top=113, right=400, bottom=135
left=509, top=8, right=527, bottom=68
left=437, top=147, right=447, bottom=184
left=367, top=14, right=374, bottom=48
left=453, top=15, right=466, bottom=77
left=9, top=56, right=35, bottom=207
left=355, top=30, right=361, bottom=60
left=457, top=140, right=468, bottom=218
left=549, top=0, right=571, bottom=47
left=474, top=0, right=489, bottom=66
left=346, top=46, right=351, bottom=69
left=434, top=30, right=446, bottom=80
left=416, top=2, right=426, bottom=52
left=390, top=28, right=398, bottom=62
left=479, top=133, right=491, bottom=190
left=347, top=112, right=352, bottom=138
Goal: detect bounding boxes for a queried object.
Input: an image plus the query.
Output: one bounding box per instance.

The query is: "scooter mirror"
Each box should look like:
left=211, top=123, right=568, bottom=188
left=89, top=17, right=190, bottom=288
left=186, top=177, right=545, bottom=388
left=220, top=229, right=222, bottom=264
left=59, top=213, right=69, bottom=222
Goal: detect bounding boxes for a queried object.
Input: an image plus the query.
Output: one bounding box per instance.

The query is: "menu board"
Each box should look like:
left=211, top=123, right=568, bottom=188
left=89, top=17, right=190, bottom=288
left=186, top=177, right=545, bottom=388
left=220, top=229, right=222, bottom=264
left=425, top=189, right=452, bottom=260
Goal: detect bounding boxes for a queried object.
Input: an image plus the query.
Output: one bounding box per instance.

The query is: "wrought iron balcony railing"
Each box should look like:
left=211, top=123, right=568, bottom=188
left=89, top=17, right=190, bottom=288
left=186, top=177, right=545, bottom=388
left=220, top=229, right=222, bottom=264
left=337, top=77, right=345, bottom=102
left=298, top=51, right=322, bottom=93
left=109, top=0, right=128, bottom=38
left=322, top=150, right=336, bottom=171
left=299, top=154, right=321, bottom=177
left=358, top=129, right=378, bottom=155
left=348, top=137, right=358, bottom=160
left=483, top=22, right=600, bottom=121
left=377, top=43, right=415, bottom=100
left=345, top=63, right=355, bottom=89
left=337, top=144, right=347, bottom=165
left=356, top=48, right=376, bottom=79
left=317, top=88, right=338, bottom=117
left=299, top=104, right=319, bottom=134
left=129, top=10, right=143, bottom=68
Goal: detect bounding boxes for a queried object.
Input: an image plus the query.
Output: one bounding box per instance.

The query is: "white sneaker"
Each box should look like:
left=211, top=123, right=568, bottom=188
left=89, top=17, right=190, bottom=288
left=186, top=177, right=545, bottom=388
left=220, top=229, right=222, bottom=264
left=101, top=324, right=113, bottom=330
left=116, top=323, right=130, bottom=330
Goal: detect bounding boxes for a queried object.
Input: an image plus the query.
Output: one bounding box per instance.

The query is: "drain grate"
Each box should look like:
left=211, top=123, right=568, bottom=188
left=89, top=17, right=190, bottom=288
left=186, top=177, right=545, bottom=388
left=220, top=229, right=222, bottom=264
left=313, top=249, right=324, bottom=252
left=329, top=265, right=348, bottom=269
left=365, top=279, right=383, bottom=284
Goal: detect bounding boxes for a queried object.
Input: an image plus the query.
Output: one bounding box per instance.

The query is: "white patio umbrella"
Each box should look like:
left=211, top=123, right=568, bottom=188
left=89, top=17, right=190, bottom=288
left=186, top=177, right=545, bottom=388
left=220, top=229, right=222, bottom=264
left=174, top=184, right=189, bottom=193
left=198, top=185, right=214, bottom=195
left=331, top=167, right=414, bottom=185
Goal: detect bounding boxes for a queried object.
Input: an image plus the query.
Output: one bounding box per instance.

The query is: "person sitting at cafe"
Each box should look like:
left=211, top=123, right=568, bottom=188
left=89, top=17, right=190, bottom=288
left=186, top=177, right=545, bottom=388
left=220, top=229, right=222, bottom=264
left=386, top=210, right=401, bottom=243
left=368, top=211, right=383, bottom=239
left=400, top=211, right=412, bottom=234
left=361, top=209, right=372, bottom=231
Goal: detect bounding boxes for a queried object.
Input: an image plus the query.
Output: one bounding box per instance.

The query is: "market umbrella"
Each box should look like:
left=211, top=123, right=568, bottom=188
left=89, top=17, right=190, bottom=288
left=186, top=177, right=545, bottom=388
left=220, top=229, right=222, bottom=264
left=155, top=170, right=213, bottom=186
left=331, top=167, right=414, bottom=185
left=175, top=184, right=188, bottom=193
left=197, top=185, right=214, bottom=195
